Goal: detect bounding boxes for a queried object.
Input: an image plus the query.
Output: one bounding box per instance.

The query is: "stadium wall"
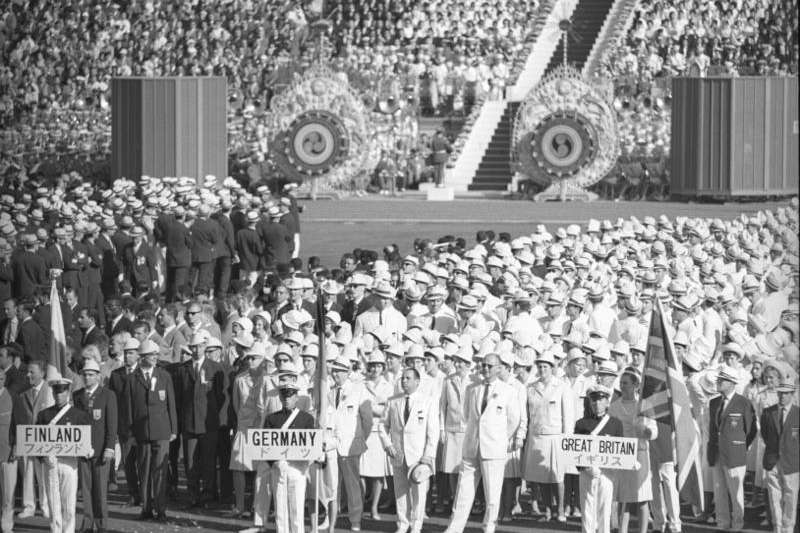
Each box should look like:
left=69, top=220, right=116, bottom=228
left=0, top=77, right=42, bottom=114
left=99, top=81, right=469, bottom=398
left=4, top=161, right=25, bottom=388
left=670, top=76, right=799, bottom=199
left=111, top=77, right=227, bottom=184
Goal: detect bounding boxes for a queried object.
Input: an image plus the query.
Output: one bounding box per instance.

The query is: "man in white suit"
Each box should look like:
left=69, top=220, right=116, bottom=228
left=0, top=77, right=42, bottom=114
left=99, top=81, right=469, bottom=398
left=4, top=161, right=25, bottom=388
left=329, top=354, right=373, bottom=531
left=354, top=281, right=407, bottom=341
left=381, top=368, right=438, bottom=533
left=444, top=353, right=521, bottom=533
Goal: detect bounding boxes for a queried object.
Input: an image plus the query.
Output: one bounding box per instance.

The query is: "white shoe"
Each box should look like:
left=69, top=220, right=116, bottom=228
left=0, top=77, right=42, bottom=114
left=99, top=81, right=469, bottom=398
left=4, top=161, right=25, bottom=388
left=16, top=509, right=35, bottom=519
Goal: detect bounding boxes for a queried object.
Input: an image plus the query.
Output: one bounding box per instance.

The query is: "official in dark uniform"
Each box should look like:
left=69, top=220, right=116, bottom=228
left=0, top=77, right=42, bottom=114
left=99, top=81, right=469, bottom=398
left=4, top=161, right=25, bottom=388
left=257, top=206, right=292, bottom=268
left=124, top=339, right=177, bottom=521
left=15, top=301, right=45, bottom=363
left=708, top=365, right=757, bottom=532
left=175, top=332, right=225, bottom=507
left=429, top=130, right=452, bottom=186
left=235, top=211, right=263, bottom=285
left=190, top=205, right=220, bottom=294
left=81, top=223, right=106, bottom=327
left=109, top=337, right=141, bottom=506
left=760, top=378, right=799, bottom=533
left=10, top=234, right=47, bottom=300
left=77, top=307, right=109, bottom=349
left=37, top=374, right=92, bottom=533
left=96, top=219, right=121, bottom=298
left=212, top=200, right=235, bottom=298
left=74, top=358, right=118, bottom=533
left=123, top=227, right=158, bottom=297
left=264, top=381, right=316, bottom=533
left=163, top=208, right=192, bottom=302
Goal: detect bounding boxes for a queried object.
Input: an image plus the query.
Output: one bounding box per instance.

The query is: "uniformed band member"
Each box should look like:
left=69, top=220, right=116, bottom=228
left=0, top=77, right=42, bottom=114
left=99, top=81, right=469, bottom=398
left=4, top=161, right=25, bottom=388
left=263, top=380, right=315, bottom=533
left=36, top=373, right=92, bottom=533
left=574, top=385, right=623, bottom=533
left=74, top=358, right=118, bottom=533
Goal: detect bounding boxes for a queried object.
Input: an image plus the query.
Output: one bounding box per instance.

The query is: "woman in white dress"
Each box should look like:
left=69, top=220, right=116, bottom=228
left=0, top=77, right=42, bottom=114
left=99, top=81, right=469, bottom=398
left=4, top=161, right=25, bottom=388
left=608, top=366, right=658, bottom=533
left=229, top=349, right=266, bottom=517
left=360, top=351, right=393, bottom=520
left=522, top=351, right=576, bottom=522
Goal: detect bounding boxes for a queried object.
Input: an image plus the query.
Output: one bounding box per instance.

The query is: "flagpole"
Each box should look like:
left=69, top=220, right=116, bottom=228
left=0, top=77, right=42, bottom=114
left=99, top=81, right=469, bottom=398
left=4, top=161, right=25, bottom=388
left=313, top=287, right=328, bottom=533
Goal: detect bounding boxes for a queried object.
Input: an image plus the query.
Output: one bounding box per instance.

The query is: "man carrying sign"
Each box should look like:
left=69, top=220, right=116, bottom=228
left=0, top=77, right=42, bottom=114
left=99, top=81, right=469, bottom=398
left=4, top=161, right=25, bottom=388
left=573, top=385, right=624, bottom=533
left=263, top=380, right=315, bottom=533
left=36, top=373, right=92, bottom=533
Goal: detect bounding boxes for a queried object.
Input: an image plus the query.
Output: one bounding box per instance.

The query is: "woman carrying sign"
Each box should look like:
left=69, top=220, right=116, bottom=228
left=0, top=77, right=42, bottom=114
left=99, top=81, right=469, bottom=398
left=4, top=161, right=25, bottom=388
left=608, top=367, right=657, bottom=533
left=574, top=384, right=624, bottom=533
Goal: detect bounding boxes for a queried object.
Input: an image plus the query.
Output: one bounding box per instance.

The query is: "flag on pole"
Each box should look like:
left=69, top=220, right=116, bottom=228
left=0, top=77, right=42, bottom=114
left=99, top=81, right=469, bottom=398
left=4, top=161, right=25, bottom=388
left=314, top=290, right=329, bottom=430
left=639, top=298, right=704, bottom=511
left=49, top=276, right=68, bottom=377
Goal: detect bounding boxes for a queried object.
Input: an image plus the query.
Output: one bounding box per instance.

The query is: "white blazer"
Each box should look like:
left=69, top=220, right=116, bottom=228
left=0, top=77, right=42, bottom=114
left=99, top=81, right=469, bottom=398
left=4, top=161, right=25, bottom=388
left=330, top=380, right=373, bottom=457
left=381, top=390, right=438, bottom=467
left=462, top=378, right=521, bottom=460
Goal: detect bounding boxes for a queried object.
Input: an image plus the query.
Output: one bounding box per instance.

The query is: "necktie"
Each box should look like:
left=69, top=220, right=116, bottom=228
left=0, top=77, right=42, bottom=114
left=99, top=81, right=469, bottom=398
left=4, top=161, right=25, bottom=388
left=335, top=388, right=341, bottom=408
left=194, top=362, right=200, bottom=378
left=403, top=396, right=410, bottom=423
left=379, top=310, right=383, bottom=326
left=780, top=407, right=786, bottom=434
left=716, top=397, right=726, bottom=427
left=430, top=315, right=436, bottom=330
left=480, top=383, right=490, bottom=414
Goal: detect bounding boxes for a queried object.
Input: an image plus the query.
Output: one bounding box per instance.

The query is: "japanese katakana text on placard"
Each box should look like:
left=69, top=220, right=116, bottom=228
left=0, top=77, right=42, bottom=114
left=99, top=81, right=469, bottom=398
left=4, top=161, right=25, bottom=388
left=244, top=429, right=324, bottom=462
left=16, top=425, right=92, bottom=457
left=559, top=434, right=639, bottom=470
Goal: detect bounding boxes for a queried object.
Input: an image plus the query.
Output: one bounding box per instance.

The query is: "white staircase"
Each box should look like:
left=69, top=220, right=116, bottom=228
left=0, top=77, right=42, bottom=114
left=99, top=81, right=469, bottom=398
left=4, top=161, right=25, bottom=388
left=508, top=0, right=579, bottom=101
left=444, top=100, right=506, bottom=191
left=582, top=0, right=640, bottom=78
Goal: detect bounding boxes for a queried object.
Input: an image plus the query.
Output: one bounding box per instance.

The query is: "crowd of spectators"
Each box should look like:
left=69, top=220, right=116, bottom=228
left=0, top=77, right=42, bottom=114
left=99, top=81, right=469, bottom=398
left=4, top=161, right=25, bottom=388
left=600, top=0, right=798, bottom=167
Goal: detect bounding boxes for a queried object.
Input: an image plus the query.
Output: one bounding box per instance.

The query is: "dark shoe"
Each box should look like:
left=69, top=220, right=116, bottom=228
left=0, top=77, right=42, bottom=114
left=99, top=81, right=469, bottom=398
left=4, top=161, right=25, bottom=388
left=155, top=513, right=168, bottom=523
left=124, top=496, right=141, bottom=508
left=138, top=510, right=154, bottom=520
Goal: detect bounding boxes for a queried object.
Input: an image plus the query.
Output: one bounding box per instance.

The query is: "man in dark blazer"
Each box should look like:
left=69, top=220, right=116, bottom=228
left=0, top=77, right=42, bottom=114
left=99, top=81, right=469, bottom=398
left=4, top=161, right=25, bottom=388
left=162, top=209, right=192, bottom=303
left=760, top=379, right=799, bottom=533
left=0, top=344, right=27, bottom=394
left=10, top=234, right=47, bottom=300
left=15, top=301, right=45, bottom=363
left=109, top=337, right=141, bottom=507
left=82, top=223, right=106, bottom=326
left=96, top=219, right=121, bottom=298
left=174, top=331, right=225, bottom=507
left=190, top=205, right=220, bottom=294
left=707, top=365, right=757, bottom=532
left=77, top=307, right=109, bottom=350
left=105, top=296, right=133, bottom=337
left=235, top=211, right=263, bottom=284
left=73, top=358, right=118, bottom=533
left=257, top=207, right=292, bottom=268
left=124, top=339, right=176, bottom=521
left=123, top=227, right=158, bottom=297
left=212, top=200, right=235, bottom=297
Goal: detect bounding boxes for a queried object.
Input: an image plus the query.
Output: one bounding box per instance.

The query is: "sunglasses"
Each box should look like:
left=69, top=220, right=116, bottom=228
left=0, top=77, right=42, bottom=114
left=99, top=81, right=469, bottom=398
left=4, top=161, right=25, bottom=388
left=481, top=363, right=499, bottom=369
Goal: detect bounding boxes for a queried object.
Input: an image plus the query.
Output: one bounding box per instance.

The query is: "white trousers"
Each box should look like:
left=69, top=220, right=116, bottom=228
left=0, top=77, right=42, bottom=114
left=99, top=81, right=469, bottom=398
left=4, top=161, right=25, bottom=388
left=253, top=461, right=272, bottom=527
left=579, top=470, right=613, bottom=533
left=337, top=455, right=363, bottom=527
left=22, top=456, right=49, bottom=514
left=651, top=461, right=682, bottom=532
left=44, top=457, right=78, bottom=533
left=392, top=461, right=428, bottom=533
left=446, top=456, right=504, bottom=533
left=1, top=461, right=16, bottom=533
left=270, top=461, right=308, bottom=533
left=764, top=465, right=799, bottom=533
left=713, top=463, right=746, bottom=530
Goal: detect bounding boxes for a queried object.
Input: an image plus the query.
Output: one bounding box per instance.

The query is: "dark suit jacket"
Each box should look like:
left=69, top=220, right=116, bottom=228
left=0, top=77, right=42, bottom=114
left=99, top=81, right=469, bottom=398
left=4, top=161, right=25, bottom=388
left=96, top=233, right=120, bottom=294
left=0, top=261, right=12, bottom=303
left=73, top=386, right=118, bottom=459
left=33, top=302, right=72, bottom=345
left=190, top=219, right=220, bottom=263
left=107, top=315, right=133, bottom=337
left=10, top=250, right=47, bottom=299
left=37, top=404, right=92, bottom=426
left=212, top=213, right=235, bottom=259
left=707, top=392, right=757, bottom=468
left=257, top=220, right=292, bottom=266
left=760, top=403, right=799, bottom=474
left=3, top=365, right=27, bottom=395
left=163, top=219, right=192, bottom=268
left=108, top=366, right=132, bottom=439
left=174, top=358, right=225, bottom=434
left=16, top=318, right=45, bottom=363
left=123, top=242, right=157, bottom=289
left=124, top=366, right=177, bottom=442
left=80, top=326, right=109, bottom=349
left=235, top=228, right=262, bottom=271
left=82, top=239, right=104, bottom=285
left=340, top=297, right=373, bottom=327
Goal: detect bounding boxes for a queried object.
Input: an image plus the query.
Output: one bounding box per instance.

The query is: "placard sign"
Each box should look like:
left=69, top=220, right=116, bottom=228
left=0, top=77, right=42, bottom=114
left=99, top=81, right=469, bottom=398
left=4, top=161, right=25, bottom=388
left=560, top=434, right=639, bottom=470
left=244, top=429, right=324, bottom=462
left=16, top=425, right=92, bottom=457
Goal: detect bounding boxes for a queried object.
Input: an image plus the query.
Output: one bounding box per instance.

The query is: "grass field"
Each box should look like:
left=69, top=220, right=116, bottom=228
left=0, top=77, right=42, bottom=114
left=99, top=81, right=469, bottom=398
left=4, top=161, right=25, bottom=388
left=298, top=197, right=792, bottom=266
